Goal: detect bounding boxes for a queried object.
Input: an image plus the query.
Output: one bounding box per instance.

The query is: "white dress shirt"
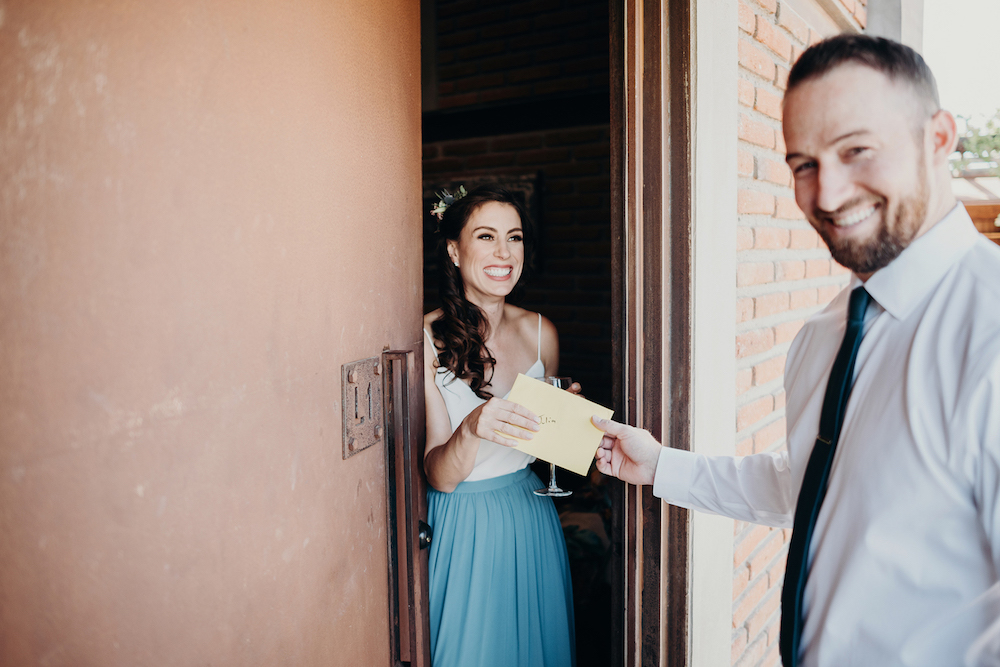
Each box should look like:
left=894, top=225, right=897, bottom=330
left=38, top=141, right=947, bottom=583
left=653, top=205, right=1000, bottom=666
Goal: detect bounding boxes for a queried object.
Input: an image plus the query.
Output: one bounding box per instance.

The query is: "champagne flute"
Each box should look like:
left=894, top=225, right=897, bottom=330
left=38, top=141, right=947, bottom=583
left=533, top=376, right=573, bottom=498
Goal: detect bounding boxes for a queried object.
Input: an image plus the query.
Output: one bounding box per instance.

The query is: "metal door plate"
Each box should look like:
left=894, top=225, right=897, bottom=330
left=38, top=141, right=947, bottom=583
left=342, top=357, right=384, bottom=459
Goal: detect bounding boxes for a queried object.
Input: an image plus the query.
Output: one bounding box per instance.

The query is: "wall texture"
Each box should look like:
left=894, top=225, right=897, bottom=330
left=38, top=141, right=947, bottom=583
left=0, top=2, right=421, bottom=665
left=731, top=0, right=862, bottom=664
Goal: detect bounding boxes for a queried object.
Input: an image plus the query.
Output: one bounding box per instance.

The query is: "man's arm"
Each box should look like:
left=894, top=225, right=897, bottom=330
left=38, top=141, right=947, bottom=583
left=593, top=416, right=796, bottom=528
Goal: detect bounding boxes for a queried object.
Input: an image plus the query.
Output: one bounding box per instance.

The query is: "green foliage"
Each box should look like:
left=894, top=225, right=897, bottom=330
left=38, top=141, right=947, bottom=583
left=953, top=109, right=1000, bottom=177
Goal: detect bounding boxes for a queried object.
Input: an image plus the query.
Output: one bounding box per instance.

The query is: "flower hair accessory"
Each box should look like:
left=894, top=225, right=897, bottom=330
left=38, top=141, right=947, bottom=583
left=430, top=185, right=467, bottom=221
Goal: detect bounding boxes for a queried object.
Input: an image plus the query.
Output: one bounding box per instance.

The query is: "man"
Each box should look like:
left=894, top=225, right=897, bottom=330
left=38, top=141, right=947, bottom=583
left=593, top=35, right=1000, bottom=666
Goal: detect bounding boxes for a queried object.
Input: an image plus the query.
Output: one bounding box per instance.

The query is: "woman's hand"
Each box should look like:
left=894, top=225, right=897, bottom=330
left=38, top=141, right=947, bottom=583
left=567, top=382, right=583, bottom=395
left=462, top=397, right=541, bottom=448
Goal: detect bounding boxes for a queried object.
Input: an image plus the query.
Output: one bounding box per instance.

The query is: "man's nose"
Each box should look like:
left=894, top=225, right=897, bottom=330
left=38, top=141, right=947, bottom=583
left=815, top=162, right=854, bottom=213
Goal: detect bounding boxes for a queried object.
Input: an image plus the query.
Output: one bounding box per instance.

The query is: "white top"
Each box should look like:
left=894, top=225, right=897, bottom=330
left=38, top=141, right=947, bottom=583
left=424, top=313, right=544, bottom=482
left=652, top=205, right=1000, bottom=666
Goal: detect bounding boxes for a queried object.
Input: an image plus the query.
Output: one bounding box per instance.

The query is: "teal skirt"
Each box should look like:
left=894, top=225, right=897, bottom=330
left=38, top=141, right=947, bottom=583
left=427, top=467, right=575, bottom=667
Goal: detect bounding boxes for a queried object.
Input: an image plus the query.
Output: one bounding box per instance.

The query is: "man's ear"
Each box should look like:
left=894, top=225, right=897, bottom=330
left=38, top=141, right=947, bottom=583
left=928, top=109, right=958, bottom=166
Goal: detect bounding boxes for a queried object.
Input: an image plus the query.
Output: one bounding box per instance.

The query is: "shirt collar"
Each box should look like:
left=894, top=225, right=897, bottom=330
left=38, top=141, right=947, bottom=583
left=858, top=203, right=980, bottom=321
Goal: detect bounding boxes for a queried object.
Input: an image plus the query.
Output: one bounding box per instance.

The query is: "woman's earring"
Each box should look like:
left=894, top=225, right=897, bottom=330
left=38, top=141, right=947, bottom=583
left=453, top=261, right=459, bottom=267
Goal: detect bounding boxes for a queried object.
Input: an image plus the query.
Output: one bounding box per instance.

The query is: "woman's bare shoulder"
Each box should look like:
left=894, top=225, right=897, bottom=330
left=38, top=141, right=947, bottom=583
left=423, top=309, right=443, bottom=330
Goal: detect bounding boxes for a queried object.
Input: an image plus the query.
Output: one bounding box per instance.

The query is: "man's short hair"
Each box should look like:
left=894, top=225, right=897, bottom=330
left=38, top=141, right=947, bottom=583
left=787, top=34, right=940, bottom=117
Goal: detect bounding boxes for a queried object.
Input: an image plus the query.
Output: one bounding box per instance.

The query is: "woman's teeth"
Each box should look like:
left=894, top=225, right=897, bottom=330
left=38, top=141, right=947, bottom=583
left=832, top=205, right=877, bottom=228
left=484, top=267, right=512, bottom=277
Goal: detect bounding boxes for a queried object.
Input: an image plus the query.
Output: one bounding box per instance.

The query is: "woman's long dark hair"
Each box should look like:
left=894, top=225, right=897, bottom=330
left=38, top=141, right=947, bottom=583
left=430, top=184, right=535, bottom=400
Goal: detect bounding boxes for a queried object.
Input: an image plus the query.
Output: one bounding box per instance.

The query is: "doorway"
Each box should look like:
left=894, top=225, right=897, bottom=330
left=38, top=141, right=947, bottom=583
left=420, top=1, right=615, bottom=665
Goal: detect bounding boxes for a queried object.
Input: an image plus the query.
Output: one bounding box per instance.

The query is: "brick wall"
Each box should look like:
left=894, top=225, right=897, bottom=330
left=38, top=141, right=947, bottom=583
left=423, top=127, right=613, bottom=411
left=434, top=0, right=609, bottom=110
left=732, top=0, right=864, bottom=665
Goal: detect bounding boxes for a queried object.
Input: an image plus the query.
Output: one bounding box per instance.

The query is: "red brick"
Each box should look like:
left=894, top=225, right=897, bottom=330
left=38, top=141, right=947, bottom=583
left=855, top=3, right=868, bottom=27
left=774, top=319, right=804, bottom=344
left=751, top=0, right=777, bottom=13
left=776, top=260, right=805, bottom=281
left=734, top=581, right=768, bottom=631
left=760, top=158, right=790, bottom=186
left=754, top=226, right=789, bottom=249
left=790, top=288, right=818, bottom=309
left=738, top=0, right=755, bottom=33
left=831, top=260, right=850, bottom=275
left=737, top=368, right=754, bottom=396
left=775, top=65, right=790, bottom=91
left=737, top=297, right=755, bottom=324
left=809, top=29, right=824, bottom=47
left=737, top=261, right=775, bottom=287
left=480, top=86, right=531, bottom=104
left=754, top=291, right=789, bottom=317
left=776, top=196, right=803, bottom=220
left=789, top=227, right=816, bottom=248
left=738, top=149, right=755, bottom=177
left=775, top=390, right=786, bottom=410
left=737, top=328, right=775, bottom=358
left=739, top=79, right=756, bottom=107
left=749, top=531, right=784, bottom=580
left=761, top=643, right=782, bottom=667
left=755, top=16, right=792, bottom=60
left=818, top=284, right=842, bottom=303
left=492, top=133, right=544, bottom=150
left=733, top=627, right=749, bottom=664
left=737, top=227, right=755, bottom=252
left=753, top=415, right=786, bottom=451
left=735, top=636, right=767, bottom=667
left=507, top=64, right=561, bottom=83
left=766, top=617, right=782, bottom=646
left=438, top=92, right=479, bottom=109
left=737, top=436, right=754, bottom=456
left=442, top=138, right=489, bottom=156
left=517, top=148, right=571, bottom=165
left=747, top=588, right=782, bottom=641
left=738, top=189, right=775, bottom=215
left=777, top=5, right=810, bottom=44
left=737, top=395, right=774, bottom=431
left=768, top=551, right=787, bottom=588
left=839, top=0, right=856, bottom=13
left=775, top=130, right=787, bottom=154
left=739, top=114, right=775, bottom=149
left=735, top=523, right=772, bottom=565
left=805, top=258, right=831, bottom=278
left=755, top=87, right=784, bottom=121
left=753, top=356, right=787, bottom=387
left=739, top=40, right=777, bottom=81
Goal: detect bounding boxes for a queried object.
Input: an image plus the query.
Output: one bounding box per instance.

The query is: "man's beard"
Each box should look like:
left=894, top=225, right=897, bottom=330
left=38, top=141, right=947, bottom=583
left=813, top=168, right=929, bottom=276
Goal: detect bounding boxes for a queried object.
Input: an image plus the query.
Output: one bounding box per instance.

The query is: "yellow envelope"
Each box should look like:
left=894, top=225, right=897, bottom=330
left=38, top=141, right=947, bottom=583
left=505, top=374, right=615, bottom=476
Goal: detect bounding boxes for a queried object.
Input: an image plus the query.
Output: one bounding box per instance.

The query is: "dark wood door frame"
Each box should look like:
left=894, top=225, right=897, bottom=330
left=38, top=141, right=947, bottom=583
left=610, top=0, right=693, bottom=665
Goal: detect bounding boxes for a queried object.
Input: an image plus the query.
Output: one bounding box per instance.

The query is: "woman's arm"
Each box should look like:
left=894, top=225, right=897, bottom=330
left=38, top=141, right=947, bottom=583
left=422, top=324, right=541, bottom=493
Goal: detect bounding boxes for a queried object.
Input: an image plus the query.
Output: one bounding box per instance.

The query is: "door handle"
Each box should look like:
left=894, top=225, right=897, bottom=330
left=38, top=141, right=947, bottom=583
left=418, top=520, right=433, bottom=549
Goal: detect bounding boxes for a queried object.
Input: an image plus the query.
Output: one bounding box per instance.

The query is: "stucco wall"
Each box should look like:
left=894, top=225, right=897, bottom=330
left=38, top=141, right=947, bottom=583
left=0, top=2, right=422, bottom=664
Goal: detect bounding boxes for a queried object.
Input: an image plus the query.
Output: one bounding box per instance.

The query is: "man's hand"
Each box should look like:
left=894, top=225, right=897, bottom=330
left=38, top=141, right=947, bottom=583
left=592, top=416, right=663, bottom=486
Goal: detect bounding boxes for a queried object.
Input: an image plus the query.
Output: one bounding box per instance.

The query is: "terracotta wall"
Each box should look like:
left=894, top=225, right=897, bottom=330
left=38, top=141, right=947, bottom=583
left=0, top=1, right=421, bottom=665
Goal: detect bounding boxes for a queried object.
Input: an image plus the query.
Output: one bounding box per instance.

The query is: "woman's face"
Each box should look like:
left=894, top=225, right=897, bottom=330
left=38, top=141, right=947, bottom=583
left=447, top=201, right=525, bottom=303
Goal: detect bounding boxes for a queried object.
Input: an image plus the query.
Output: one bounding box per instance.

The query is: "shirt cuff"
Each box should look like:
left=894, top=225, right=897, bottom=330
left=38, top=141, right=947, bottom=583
left=651, top=446, right=698, bottom=504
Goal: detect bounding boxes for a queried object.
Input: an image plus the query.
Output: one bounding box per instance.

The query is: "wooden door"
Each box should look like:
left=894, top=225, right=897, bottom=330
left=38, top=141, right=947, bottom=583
left=0, top=1, right=427, bottom=665
left=610, top=0, right=694, bottom=665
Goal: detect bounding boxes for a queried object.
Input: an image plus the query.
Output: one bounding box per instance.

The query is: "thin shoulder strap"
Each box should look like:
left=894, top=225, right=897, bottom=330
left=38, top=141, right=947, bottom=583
left=536, top=313, right=542, bottom=362
left=423, top=328, right=440, bottom=359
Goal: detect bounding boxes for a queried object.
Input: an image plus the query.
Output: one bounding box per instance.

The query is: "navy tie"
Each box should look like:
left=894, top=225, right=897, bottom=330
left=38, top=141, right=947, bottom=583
left=780, top=286, right=871, bottom=667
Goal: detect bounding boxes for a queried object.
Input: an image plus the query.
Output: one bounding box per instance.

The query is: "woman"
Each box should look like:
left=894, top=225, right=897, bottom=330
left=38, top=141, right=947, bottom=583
left=423, top=184, right=576, bottom=667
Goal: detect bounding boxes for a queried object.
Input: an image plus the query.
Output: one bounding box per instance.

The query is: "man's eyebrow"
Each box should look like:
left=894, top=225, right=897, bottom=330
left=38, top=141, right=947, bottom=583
left=785, top=130, right=872, bottom=163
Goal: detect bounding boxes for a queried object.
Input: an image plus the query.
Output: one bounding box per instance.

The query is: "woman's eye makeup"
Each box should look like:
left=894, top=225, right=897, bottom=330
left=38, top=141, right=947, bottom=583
left=508, top=235, right=523, bottom=242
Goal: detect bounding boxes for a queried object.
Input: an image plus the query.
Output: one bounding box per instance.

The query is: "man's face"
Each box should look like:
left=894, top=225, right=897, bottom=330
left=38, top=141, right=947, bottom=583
left=783, top=65, right=932, bottom=278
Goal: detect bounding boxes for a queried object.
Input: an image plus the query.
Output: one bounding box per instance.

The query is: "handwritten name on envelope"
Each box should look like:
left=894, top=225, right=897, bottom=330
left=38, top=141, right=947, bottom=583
left=505, top=374, right=615, bottom=476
